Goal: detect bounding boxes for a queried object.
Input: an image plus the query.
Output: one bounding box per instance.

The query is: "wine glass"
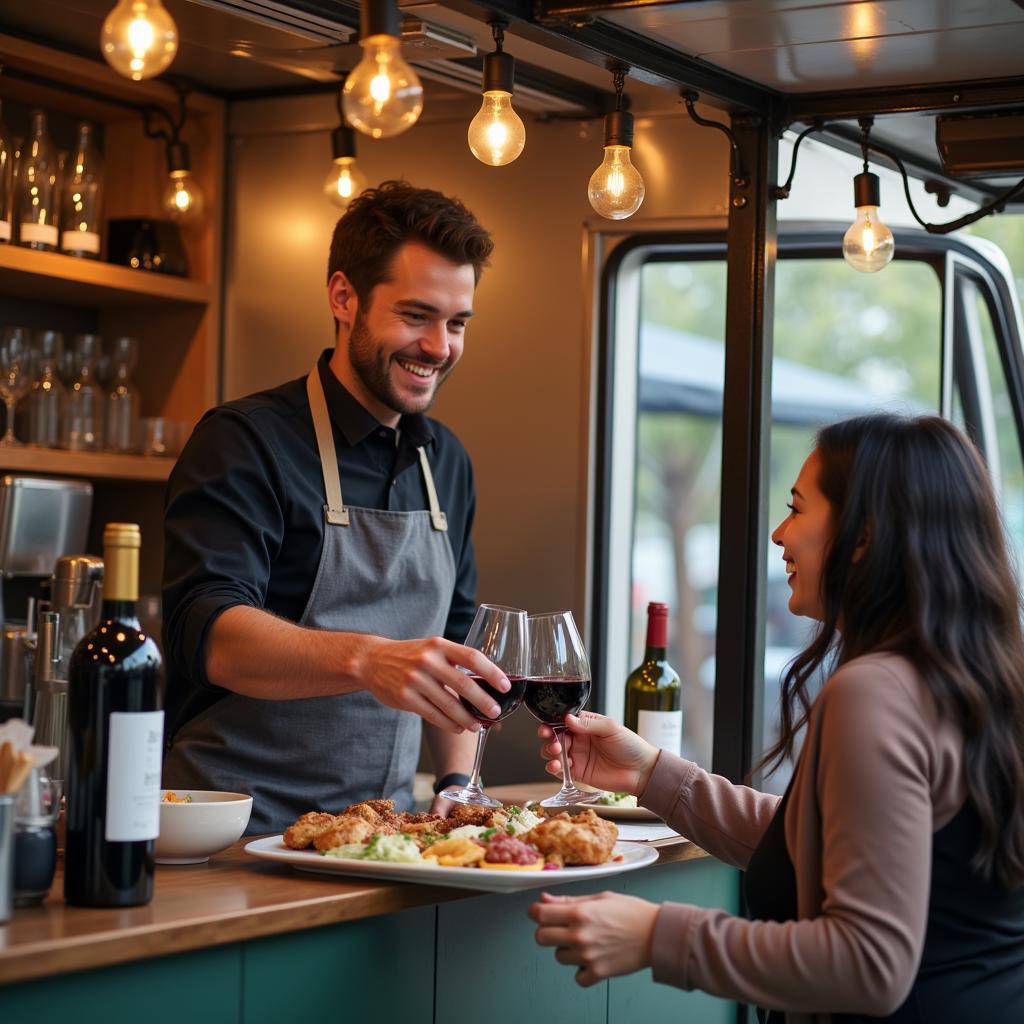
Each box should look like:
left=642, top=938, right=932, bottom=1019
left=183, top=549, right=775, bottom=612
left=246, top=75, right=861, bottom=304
left=525, top=610, right=596, bottom=807
left=0, top=326, right=33, bottom=447
left=439, top=604, right=528, bottom=808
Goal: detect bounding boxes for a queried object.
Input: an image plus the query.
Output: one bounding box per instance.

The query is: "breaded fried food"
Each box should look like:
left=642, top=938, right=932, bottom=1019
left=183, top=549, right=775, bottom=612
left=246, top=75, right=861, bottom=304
left=313, top=815, right=375, bottom=851
left=523, top=810, right=618, bottom=866
left=283, top=811, right=339, bottom=850
left=441, top=805, right=508, bottom=831
left=396, top=812, right=444, bottom=835
left=340, top=799, right=396, bottom=824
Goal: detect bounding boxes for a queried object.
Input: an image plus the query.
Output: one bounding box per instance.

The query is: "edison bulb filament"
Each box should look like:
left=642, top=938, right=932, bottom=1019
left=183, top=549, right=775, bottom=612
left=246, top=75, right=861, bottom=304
left=843, top=206, right=895, bottom=273
left=100, top=0, right=178, bottom=81
left=588, top=145, right=645, bottom=220
left=468, top=92, right=526, bottom=166
left=324, top=158, right=369, bottom=209
left=342, top=34, right=423, bottom=139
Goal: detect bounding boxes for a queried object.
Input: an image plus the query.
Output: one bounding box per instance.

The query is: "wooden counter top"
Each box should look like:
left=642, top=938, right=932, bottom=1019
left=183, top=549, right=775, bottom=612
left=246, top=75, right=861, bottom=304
left=0, top=784, right=708, bottom=987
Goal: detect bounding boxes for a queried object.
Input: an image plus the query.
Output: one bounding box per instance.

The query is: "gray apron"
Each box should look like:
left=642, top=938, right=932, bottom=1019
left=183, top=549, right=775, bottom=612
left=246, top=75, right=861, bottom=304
left=164, top=364, right=457, bottom=834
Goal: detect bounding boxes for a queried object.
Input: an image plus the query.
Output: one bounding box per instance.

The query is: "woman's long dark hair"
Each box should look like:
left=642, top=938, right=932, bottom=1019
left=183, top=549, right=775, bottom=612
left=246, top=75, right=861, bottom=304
left=759, top=413, right=1024, bottom=889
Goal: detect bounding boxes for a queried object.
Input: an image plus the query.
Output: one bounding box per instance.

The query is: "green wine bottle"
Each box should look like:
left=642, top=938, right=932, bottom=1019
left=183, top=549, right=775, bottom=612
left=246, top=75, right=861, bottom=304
left=624, top=601, right=682, bottom=753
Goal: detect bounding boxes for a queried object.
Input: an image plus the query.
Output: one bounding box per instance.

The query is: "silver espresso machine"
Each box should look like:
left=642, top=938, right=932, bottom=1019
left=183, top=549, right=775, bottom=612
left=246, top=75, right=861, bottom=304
left=0, top=476, right=94, bottom=719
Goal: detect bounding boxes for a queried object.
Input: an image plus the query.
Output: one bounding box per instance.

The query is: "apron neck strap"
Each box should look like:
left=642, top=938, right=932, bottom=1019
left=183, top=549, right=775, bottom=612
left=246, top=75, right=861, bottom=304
left=307, top=363, right=448, bottom=532
left=418, top=446, right=448, bottom=532
left=307, top=364, right=349, bottom=525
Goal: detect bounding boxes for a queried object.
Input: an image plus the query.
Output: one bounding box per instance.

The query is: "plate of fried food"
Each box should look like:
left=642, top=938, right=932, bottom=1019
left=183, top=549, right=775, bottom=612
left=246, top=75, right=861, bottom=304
left=244, top=799, right=658, bottom=892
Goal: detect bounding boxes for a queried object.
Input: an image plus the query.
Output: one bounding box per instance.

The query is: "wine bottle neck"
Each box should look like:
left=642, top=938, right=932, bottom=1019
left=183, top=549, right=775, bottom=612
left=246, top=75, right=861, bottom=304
left=103, top=536, right=139, bottom=602
left=643, top=644, right=668, bottom=662
left=100, top=599, right=139, bottom=624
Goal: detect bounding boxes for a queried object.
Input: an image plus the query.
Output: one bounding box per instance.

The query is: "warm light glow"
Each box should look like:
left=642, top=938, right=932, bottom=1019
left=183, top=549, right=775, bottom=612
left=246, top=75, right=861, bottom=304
left=342, top=34, right=423, bottom=139
left=588, top=145, right=645, bottom=220
left=323, top=157, right=369, bottom=209
left=468, top=91, right=526, bottom=166
left=162, top=169, right=204, bottom=223
left=100, top=0, right=178, bottom=81
left=843, top=205, right=895, bottom=272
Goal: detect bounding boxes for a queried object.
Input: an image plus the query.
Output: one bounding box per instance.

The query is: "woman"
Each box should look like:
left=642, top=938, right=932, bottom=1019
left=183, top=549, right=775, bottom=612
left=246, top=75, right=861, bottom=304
left=530, top=414, right=1024, bottom=1023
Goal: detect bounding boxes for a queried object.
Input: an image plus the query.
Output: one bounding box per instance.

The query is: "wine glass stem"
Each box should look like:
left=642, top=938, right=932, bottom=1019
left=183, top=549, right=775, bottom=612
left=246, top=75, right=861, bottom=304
left=2, top=397, right=14, bottom=443
left=553, top=725, right=579, bottom=795
left=466, top=726, right=491, bottom=792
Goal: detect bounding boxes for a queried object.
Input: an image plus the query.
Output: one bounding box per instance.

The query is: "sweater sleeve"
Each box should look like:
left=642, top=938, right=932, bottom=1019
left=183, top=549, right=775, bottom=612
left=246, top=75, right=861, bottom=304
left=650, top=660, right=935, bottom=1017
left=641, top=750, right=781, bottom=869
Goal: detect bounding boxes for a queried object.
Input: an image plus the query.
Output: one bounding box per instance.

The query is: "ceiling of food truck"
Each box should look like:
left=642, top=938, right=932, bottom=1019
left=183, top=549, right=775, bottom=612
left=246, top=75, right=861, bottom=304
left=597, top=0, right=1024, bottom=93
left=2, top=1, right=1023, bottom=204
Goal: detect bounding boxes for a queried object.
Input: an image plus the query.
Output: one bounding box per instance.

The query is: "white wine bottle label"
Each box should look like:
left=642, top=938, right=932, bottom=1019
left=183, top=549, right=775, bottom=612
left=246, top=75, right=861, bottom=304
left=105, top=710, right=165, bottom=842
left=0, top=220, right=11, bottom=241
left=19, top=222, right=58, bottom=246
left=62, top=229, right=100, bottom=254
left=637, top=709, right=683, bottom=754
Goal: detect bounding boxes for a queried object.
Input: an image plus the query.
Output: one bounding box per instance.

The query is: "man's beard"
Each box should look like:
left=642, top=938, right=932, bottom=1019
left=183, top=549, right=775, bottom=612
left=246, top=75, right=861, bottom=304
left=348, top=312, right=454, bottom=417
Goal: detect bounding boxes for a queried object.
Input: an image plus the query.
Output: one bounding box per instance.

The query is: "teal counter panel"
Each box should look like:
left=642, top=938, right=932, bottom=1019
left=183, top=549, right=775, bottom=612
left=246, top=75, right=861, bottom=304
left=0, top=943, right=242, bottom=1024
left=241, top=904, right=434, bottom=1023
left=608, top=858, right=739, bottom=1024
left=435, top=880, right=609, bottom=1024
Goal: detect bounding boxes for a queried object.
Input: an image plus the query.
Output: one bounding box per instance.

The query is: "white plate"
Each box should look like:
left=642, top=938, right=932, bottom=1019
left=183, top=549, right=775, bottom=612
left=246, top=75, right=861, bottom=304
left=244, top=836, right=659, bottom=893
left=578, top=802, right=663, bottom=822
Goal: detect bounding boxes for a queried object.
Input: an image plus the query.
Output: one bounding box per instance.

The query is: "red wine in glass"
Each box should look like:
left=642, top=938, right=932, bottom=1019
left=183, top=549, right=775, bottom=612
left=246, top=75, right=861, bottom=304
left=523, top=677, right=591, bottom=726
left=460, top=675, right=527, bottom=725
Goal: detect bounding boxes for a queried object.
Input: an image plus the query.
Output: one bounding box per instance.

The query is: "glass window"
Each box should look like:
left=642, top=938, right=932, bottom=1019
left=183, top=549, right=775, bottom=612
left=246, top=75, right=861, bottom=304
left=609, top=249, right=943, bottom=784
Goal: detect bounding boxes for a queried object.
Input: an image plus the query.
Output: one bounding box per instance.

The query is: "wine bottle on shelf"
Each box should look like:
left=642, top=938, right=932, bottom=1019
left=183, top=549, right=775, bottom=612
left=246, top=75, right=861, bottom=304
left=14, top=110, right=59, bottom=252
left=64, top=523, right=164, bottom=908
left=0, top=99, right=13, bottom=244
left=60, top=121, right=103, bottom=260
left=624, top=601, right=683, bottom=754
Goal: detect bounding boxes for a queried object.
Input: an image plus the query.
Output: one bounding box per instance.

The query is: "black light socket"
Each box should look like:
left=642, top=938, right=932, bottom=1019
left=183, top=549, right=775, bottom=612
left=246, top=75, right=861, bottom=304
left=482, top=50, right=515, bottom=94
left=604, top=109, right=634, bottom=148
left=331, top=125, right=357, bottom=160
left=853, top=170, right=881, bottom=209
left=167, top=141, right=191, bottom=175
left=360, top=0, right=400, bottom=40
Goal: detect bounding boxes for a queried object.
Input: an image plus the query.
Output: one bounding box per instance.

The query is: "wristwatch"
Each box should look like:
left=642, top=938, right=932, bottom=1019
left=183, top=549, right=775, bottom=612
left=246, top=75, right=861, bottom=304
left=432, top=772, right=471, bottom=795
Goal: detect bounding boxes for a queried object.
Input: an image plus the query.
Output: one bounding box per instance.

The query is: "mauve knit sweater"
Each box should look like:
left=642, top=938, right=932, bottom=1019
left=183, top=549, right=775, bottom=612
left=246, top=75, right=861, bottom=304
left=642, top=652, right=968, bottom=1023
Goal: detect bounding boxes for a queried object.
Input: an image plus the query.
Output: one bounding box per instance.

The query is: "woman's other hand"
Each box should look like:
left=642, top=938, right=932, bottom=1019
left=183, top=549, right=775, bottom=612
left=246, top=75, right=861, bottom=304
left=538, top=710, right=660, bottom=796
left=529, top=891, right=660, bottom=986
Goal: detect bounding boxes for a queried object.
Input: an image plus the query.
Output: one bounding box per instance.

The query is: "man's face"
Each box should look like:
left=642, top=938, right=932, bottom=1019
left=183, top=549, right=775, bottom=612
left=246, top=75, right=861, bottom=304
left=340, top=242, right=476, bottom=424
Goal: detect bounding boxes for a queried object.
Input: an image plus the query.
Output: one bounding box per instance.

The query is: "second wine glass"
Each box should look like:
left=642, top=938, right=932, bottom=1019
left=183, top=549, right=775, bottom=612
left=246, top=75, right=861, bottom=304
left=439, top=603, right=528, bottom=808
left=524, top=610, right=596, bottom=807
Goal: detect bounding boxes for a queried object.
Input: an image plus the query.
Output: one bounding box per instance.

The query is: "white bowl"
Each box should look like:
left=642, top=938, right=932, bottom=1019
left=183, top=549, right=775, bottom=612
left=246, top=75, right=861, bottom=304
left=155, top=790, right=253, bottom=865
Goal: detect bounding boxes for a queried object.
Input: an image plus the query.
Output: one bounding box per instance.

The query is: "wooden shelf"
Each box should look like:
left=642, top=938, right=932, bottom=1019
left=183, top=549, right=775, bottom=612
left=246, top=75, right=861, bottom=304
left=0, top=447, right=173, bottom=482
left=0, top=244, right=210, bottom=308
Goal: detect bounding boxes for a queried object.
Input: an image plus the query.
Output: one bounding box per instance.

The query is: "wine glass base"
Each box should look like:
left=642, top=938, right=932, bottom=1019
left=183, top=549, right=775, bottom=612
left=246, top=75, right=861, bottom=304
left=439, top=785, right=503, bottom=809
left=0, top=437, right=24, bottom=447
left=539, top=788, right=596, bottom=808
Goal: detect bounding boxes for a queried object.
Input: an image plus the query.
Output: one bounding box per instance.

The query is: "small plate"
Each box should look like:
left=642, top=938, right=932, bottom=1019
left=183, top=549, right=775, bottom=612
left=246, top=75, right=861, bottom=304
left=578, top=802, right=663, bottom=822
left=244, top=837, right=658, bottom=893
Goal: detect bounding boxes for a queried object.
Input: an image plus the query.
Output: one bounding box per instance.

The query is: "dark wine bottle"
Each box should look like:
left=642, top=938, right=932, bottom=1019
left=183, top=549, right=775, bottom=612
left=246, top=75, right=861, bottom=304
left=64, top=523, right=164, bottom=907
left=624, top=601, right=682, bottom=754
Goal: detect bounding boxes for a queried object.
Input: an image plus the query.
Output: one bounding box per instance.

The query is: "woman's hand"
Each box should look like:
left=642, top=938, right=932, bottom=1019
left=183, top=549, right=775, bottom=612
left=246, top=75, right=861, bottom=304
left=529, top=891, right=660, bottom=987
left=538, top=711, right=660, bottom=796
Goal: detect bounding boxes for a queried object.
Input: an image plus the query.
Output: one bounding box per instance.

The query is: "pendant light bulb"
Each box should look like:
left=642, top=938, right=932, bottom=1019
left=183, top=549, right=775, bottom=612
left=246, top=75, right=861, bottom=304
left=588, top=110, right=644, bottom=220
left=100, top=0, right=178, bottom=81
left=342, top=2, right=423, bottom=139
left=468, top=92, right=525, bottom=167
left=842, top=171, right=894, bottom=273
left=468, top=32, right=525, bottom=166
left=162, top=143, right=203, bottom=223
left=324, top=125, right=368, bottom=209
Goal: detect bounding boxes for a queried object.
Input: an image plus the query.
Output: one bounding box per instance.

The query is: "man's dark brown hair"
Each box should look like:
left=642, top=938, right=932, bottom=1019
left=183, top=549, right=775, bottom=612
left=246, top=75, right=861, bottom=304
left=327, top=180, right=493, bottom=308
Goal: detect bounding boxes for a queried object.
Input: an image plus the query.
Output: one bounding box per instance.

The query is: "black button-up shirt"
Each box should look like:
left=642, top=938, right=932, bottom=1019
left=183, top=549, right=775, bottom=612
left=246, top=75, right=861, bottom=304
left=162, top=350, right=478, bottom=737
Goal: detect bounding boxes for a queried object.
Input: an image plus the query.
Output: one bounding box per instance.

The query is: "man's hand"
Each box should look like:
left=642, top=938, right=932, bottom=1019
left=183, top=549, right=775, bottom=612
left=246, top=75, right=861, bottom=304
left=352, top=635, right=509, bottom=733
left=529, top=891, right=660, bottom=986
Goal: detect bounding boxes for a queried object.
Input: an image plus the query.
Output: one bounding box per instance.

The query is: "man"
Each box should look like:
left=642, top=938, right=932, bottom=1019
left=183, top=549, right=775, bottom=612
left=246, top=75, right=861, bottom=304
left=162, top=181, right=507, bottom=834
